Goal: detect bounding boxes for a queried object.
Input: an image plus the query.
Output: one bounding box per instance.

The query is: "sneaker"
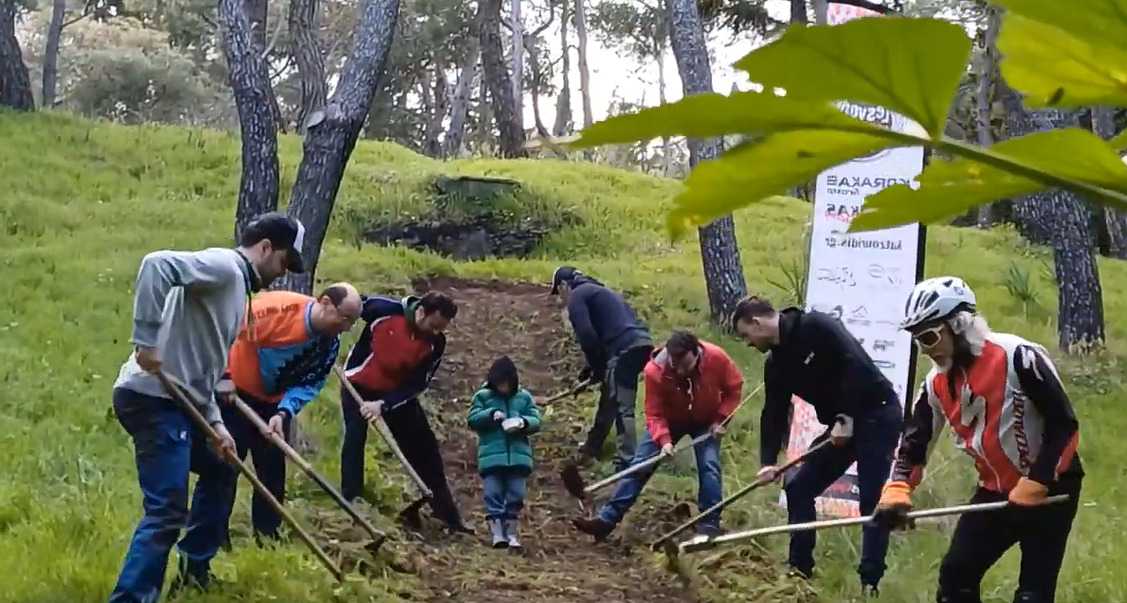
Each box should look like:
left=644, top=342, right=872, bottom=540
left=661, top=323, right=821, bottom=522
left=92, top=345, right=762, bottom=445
left=862, top=583, right=880, bottom=598
left=487, top=518, right=509, bottom=549
left=504, top=519, right=522, bottom=549
left=168, top=557, right=217, bottom=596
left=571, top=515, right=615, bottom=542
left=398, top=505, right=424, bottom=532
left=444, top=518, right=475, bottom=535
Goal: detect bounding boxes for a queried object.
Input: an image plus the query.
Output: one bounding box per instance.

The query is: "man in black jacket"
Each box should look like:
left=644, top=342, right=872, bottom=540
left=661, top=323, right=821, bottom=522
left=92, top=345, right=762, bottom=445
left=551, top=266, right=653, bottom=472
left=732, top=295, right=903, bottom=597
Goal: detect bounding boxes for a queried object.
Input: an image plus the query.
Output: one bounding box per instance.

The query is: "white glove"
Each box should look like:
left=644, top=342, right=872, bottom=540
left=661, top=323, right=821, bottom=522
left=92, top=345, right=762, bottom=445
left=502, top=417, right=525, bottom=433
left=830, top=414, right=854, bottom=444
left=491, top=410, right=505, bottom=421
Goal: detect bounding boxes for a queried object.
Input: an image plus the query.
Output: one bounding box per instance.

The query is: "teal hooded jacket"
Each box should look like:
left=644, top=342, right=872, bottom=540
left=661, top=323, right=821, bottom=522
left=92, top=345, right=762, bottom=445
left=467, top=357, right=542, bottom=475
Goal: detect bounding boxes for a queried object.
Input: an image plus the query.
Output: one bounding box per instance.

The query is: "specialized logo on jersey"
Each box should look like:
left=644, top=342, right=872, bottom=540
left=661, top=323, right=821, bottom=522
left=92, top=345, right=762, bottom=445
left=928, top=336, right=1052, bottom=492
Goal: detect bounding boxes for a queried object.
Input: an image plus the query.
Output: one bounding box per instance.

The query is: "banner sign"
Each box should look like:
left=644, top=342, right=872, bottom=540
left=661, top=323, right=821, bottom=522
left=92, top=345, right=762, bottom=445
left=778, top=3, right=926, bottom=518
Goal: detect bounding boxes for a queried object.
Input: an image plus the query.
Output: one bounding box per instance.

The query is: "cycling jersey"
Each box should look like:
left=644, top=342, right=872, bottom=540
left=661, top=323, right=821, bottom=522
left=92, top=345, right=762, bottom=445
left=893, top=332, right=1082, bottom=492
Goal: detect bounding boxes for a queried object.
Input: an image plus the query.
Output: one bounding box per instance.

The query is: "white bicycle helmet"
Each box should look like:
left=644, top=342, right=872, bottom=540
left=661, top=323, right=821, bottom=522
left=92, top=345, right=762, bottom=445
left=901, top=276, right=976, bottom=330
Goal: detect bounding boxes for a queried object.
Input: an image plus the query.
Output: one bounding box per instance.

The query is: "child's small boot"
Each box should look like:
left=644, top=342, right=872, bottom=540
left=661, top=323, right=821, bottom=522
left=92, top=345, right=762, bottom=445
left=504, top=519, right=522, bottom=549
left=487, top=518, right=509, bottom=548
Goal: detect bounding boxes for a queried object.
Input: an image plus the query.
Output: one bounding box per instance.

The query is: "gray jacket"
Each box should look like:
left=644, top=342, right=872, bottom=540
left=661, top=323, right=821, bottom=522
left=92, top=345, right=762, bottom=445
left=113, top=247, right=253, bottom=425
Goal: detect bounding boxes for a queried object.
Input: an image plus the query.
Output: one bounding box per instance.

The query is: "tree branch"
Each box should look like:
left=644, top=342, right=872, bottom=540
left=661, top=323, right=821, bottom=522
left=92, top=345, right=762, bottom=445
left=530, top=0, right=555, bottom=37
left=261, top=10, right=287, bottom=58
left=827, top=0, right=895, bottom=15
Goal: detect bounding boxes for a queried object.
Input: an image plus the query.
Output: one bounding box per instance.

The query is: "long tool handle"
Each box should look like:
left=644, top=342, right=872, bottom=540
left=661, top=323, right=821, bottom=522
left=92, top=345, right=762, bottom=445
left=543, top=379, right=593, bottom=404
left=654, top=438, right=831, bottom=549
left=156, top=372, right=344, bottom=582
left=585, top=385, right=761, bottom=495
left=333, top=365, right=434, bottom=499
left=233, top=397, right=387, bottom=548
left=678, top=494, right=1071, bottom=554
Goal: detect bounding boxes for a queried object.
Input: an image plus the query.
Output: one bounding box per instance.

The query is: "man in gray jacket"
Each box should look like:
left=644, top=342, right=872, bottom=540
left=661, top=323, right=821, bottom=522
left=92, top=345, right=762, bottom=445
left=108, top=212, right=305, bottom=603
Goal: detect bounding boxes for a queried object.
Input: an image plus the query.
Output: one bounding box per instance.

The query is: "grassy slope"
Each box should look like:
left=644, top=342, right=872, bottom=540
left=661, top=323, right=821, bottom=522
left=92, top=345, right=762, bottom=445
left=2, top=110, right=1125, bottom=603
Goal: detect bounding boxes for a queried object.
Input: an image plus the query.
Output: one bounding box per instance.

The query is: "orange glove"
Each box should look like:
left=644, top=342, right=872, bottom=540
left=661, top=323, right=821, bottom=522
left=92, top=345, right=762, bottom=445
left=1008, top=477, right=1049, bottom=506
left=874, top=481, right=914, bottom=530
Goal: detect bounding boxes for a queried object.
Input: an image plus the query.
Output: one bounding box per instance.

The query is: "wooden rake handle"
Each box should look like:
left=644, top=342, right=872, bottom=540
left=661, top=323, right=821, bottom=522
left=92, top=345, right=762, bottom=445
left=679, top=494, right=1072, bottom=554
left=542, top=379, right=593, bottom=404
left=653, top=437, right=830, bottom=549
left=155, top=372, right=343, bottom=582
left=584, top=384, right=761, bottom=496
left=333, top=365, right=434, bottom=499
left=232, top=397, right=387, bottom=548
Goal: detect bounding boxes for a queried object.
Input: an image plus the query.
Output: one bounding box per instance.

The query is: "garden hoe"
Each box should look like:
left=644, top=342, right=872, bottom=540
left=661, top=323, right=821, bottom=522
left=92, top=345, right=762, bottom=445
left=156, top=371, right=344, bottom=583
left=233, top=397, right=388, bottom=554
left=667, top=495, right=1071, bottom=584
left=542, top=378, right=593, bottom=404
left=560, top=387, right=757, bottom=502
left=654, top=438, right=831, bottom=573
left=333, top=366, right=434, bottom=524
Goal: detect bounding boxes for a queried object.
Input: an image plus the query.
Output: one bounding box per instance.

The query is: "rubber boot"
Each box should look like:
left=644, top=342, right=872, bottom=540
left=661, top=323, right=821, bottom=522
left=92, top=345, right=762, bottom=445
left=487, top=518, right=509, bottom=549
left=504, top=519, right=522, bottom=549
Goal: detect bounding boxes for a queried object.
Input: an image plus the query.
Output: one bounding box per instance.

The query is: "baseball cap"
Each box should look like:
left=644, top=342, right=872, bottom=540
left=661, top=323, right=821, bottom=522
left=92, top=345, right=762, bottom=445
left=550, top=265, right=579, bottom=295
left=242, top=212, right=306, bottom=273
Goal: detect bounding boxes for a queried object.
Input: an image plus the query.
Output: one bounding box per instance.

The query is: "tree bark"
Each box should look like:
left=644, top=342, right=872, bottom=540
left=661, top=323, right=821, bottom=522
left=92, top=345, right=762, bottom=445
left=445, top=45, right=480, bottom=157
left=221, top=0, right=281, bottom=240
left=665, top=0, right=747, bottom=324
left=243, top=0, right=285, bottom=133
left=1009, top=105, right=1105, bottom=352
left=1093, top=106, right=1127, bottom=259
left=973, top=3, right=998, bottom=228
left=289, top=0, right=327, bottom=135
left=479, top=0, right=526, bottom=158
left=789, top=0, right=808, bottom=24
left=999, top=84, right=1053, bottom=246
left=811, top=0, right=828, bottom=24
left=0, top=0, right=33, bottom=112
left=552, top=0, right=573, bottom=136
left=41, top=0, right=66, bottom=107
left=275, top=0, right=400, bottom=294
left=574, top=0, right=593, bottom=129
left=510, top=0, right=524, bottom=124
left=522, top=5, right=555, bottom=137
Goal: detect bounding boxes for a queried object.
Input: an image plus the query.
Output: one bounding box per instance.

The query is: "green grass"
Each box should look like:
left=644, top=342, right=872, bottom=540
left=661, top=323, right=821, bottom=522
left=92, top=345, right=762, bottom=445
left=2, top=109, right=1126, bottom=603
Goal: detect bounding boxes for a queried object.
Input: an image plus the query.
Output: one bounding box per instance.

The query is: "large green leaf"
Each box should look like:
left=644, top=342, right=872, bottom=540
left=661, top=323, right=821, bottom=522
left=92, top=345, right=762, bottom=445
left=731, top=17, right=971, bottom=138
left=991, top=0, right=1127, bottom=58
left=997, top=14, right=1127, bottom=107
left=665, top=129, right=908, bottom=240
left=570, top=90, right=909, bottom=148
left=850, top=128, right=1127, bottom=232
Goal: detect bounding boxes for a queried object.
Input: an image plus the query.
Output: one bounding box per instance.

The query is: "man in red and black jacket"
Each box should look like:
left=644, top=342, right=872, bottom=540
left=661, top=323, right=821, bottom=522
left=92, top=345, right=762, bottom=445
left=339, top=291, right=471, bottom=532
left=571, top=329, right=743, bottom=541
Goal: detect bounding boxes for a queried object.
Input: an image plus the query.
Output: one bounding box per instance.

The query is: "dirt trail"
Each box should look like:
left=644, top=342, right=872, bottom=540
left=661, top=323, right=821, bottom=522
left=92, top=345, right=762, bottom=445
left=401, top=276, right=693, bottom=603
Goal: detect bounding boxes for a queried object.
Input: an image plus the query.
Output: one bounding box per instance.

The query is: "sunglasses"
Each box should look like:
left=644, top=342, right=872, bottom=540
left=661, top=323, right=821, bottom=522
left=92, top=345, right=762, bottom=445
left=913, top=325, right=944, bottom=348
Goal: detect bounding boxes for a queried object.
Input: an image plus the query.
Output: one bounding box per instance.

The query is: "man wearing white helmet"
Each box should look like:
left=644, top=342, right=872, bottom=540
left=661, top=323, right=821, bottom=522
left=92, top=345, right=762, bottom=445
left=875, top=276, right=1082, bottom=603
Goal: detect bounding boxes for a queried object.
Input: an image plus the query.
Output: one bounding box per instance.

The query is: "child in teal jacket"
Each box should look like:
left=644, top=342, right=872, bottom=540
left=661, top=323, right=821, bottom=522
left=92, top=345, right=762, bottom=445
left=467, top=356, right=542, bottom=549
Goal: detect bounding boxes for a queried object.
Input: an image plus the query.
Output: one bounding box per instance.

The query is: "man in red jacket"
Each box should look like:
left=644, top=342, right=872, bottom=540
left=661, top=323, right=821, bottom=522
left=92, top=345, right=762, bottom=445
left=571, top=329, right=743, bottom=540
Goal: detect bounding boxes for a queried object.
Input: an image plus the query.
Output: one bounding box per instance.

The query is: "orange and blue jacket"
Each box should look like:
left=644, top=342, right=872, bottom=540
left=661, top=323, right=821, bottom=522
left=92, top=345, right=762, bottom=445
left=342, top=295, right=446, bottom=414
left=226, top=290, right=341, bottom=417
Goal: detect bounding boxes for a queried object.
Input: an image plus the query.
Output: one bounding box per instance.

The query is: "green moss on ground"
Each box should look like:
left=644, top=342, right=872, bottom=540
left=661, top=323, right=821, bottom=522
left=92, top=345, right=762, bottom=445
left=1, top=110, right=1125, bottom=602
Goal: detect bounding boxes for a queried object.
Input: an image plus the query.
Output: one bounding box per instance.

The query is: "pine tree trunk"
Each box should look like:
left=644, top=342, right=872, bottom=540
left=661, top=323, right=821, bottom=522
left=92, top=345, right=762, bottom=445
left=274, top=0, right=400, bottom=294
left=0, top=0, right=33, bottom=112
left=552, top=0, right=572, bottom=137
left=665, top=0, right=747, bottom=324
left=221, top=0, right=281, bottom=240
left=479, top=0, right=526, bottom=158
left=41, top=0, right=66, bottom=107
left=289, top=0, right=327, bottom=135
left=574, top=0, right=593, bottom=129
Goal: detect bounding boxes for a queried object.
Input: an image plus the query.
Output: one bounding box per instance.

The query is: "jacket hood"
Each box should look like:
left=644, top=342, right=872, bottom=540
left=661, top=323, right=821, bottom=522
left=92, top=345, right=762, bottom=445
left=486, top=355, right=520, bottom=391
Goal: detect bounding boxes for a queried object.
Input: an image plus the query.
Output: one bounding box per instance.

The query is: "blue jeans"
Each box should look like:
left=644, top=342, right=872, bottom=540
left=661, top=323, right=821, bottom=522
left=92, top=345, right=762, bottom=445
left=481, top=468, right=527, bottom=520
left=598, top=425, right=723, bottom=533
left=109, top=388, right=235, bottom=603
left=783, top=394, right=903, bottom=585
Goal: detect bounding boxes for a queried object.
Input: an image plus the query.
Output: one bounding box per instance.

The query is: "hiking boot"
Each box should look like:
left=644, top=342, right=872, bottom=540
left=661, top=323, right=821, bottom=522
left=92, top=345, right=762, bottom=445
left=487, top=518, right=509, bottom=549
left=504, top=519, right=522, bottom=549
left=444, top=518, right=475, bottom=534
left=168, top=557, right=217, bottom=597
left=571, top=515, right=615, bottom=542
left=398, top=505, right=424, bottom=532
